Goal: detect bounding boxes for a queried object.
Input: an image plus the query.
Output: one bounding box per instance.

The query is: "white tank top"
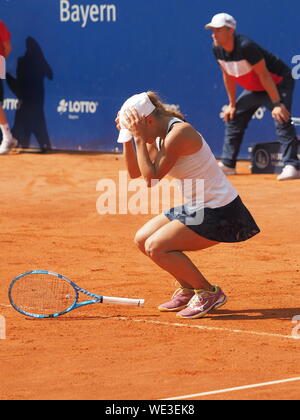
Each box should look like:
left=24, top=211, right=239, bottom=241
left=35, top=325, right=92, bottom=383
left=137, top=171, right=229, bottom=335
left=156, top=118, right=238, bottom=212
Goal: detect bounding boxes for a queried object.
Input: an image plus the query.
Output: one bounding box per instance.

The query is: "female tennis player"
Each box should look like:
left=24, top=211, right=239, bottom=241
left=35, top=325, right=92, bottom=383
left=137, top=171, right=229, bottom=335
left=116, top=91, right=260, bottom=319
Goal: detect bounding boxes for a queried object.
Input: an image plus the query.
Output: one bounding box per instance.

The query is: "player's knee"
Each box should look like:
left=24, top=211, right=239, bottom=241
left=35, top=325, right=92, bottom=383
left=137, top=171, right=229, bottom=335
left=134, top=230, right=147, bottom=252
left=144, top=237, right=163, bottom=260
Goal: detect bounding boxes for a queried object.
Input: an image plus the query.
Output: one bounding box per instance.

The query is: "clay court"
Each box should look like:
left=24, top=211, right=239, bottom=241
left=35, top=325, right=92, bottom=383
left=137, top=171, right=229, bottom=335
left=0, top=151, right=299, bottom=400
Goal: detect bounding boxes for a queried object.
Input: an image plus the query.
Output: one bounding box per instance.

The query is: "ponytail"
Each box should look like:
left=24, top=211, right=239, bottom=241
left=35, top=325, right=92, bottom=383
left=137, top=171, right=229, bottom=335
left=147, top=91, right=186, bottom=121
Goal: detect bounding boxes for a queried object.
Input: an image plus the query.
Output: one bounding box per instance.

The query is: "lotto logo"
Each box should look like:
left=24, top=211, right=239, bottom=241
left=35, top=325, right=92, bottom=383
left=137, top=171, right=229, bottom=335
left=57, top=99, right=99, bottom=115
left=57, top=99, right=68, bottom=114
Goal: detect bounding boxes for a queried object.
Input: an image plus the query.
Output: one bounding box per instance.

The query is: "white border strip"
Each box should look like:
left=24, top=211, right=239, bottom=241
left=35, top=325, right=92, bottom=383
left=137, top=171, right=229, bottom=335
left=162, top=376, right=300, bottom=400
left=115, top=317, right=296, bottom=340
left=1, top=306, right=297, bottom=340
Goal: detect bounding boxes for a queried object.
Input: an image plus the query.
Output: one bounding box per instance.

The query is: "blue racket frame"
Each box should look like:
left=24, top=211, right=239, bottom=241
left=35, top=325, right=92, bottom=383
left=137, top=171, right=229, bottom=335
left=8, top=270, right=104, bottom=319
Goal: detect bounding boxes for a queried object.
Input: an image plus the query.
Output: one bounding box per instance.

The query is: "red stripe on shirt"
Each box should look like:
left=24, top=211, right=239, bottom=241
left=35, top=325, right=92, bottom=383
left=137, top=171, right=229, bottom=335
left=0, top=21, right=11, bottom=57
left=229, top=71, right=283, bottom=91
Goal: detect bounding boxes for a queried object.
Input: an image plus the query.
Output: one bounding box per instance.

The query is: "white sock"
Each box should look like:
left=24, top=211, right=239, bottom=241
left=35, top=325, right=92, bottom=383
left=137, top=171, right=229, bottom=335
left=0, top=124, right=12, bottom=142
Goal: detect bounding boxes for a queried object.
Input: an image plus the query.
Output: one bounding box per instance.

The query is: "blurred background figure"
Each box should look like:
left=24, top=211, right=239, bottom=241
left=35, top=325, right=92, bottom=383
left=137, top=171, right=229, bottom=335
left=0, top=19, right=17, bottom=155
left=7, top=37, right=53, bottom=153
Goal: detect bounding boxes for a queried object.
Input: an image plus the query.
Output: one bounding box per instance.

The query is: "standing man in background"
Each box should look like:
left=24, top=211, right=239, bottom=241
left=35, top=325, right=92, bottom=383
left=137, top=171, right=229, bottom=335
left=0, top=19, right=17, bottom=154
left=205, top=13, right=300, bottom=181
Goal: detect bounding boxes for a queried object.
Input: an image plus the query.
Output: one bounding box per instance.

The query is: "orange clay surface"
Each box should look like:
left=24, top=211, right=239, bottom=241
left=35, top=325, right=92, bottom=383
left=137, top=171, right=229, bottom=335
left=0, top=152, right=299, bottom=400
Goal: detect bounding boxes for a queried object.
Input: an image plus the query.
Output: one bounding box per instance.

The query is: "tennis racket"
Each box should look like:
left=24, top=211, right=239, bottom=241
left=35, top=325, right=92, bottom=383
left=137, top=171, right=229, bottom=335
left=8, top=270, right=144, bottom=318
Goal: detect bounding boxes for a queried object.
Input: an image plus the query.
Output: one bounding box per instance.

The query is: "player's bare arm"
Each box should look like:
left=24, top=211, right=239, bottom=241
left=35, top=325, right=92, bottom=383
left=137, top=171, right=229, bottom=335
left=123, top=109, right=202, bottom=186
left=116, top=112, right=159, bottom=179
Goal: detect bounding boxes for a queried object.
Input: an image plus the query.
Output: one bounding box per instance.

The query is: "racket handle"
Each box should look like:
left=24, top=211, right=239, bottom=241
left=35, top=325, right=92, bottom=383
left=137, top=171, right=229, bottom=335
left=102, top=296, right=145, bottom=307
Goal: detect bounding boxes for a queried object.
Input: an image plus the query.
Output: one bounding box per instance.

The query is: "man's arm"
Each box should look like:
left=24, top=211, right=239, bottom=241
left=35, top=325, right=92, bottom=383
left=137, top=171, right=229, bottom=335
left=252, top=59, right=281, bottom=103
left=2, top=41, right=12, bottom=58
left=222, top=70, right=237, bottom=106
left=252, top=59, right=291, bottom=123
left=222, top=69, right=237, bottom=122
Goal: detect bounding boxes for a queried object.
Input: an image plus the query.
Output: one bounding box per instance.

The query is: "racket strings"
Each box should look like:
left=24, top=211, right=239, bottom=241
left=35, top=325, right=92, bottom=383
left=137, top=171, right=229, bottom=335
left=10, top=274, right=77, bottom=316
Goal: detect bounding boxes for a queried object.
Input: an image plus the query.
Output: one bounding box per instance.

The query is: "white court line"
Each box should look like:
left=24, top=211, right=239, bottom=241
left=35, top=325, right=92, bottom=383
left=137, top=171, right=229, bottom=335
left=0, top=306, right=297, bottom=340
left=162, top=376, right=300, bottom=400
left=114, top=317, right=297, bottom=340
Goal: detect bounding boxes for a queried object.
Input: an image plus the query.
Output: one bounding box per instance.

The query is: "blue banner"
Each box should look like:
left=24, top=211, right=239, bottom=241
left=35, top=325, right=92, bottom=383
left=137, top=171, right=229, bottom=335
left=1, top=0, right=300, bottom=155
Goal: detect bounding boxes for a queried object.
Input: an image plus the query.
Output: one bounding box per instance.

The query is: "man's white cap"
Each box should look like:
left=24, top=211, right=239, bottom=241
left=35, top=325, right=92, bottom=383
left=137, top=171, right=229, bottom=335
left=205, top=13, right=237, bottom=30
left=117, top=92, right=156, bottom=144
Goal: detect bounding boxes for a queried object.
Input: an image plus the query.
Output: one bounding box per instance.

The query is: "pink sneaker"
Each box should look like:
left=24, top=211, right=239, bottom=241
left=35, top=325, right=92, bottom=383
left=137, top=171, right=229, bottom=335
left=176, top=286, right=227, bottom=319
left=158, top=287, right=195, bottom=312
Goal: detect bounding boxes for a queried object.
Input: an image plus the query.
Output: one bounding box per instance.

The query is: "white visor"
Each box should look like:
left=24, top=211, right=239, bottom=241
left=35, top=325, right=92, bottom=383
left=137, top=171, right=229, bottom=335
left=117, top=92, right=156, bottom=143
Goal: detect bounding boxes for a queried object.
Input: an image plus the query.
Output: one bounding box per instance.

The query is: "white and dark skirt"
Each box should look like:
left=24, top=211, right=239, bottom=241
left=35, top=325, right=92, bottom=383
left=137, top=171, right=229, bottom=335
left=164, top=196, right=260, bottom=243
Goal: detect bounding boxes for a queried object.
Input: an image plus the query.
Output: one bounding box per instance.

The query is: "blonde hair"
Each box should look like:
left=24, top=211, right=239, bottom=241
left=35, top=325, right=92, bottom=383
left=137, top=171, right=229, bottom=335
left=147, top=91, right=186, bottom=121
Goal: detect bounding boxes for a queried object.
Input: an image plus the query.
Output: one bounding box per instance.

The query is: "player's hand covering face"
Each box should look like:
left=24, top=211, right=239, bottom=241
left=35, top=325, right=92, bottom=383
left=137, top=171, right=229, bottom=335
left=122, top=108, right=148, bottom=141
